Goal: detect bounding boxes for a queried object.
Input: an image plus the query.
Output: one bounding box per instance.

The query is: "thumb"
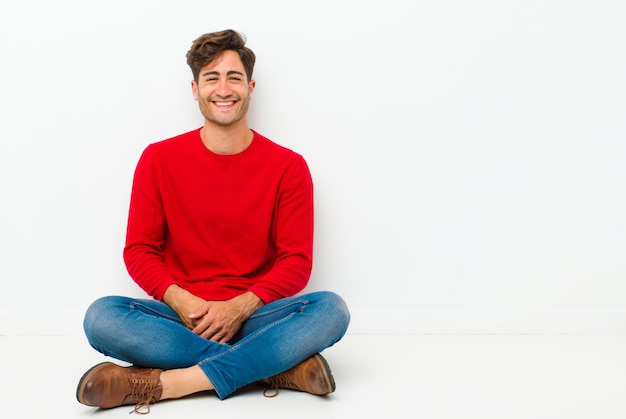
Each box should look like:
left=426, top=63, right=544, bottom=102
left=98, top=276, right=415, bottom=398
left=188, top=307, right=208, bottom=319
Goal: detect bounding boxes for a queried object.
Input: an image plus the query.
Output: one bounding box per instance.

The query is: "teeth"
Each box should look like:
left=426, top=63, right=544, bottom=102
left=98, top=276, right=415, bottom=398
left=215, top=101, right=234, bottom=106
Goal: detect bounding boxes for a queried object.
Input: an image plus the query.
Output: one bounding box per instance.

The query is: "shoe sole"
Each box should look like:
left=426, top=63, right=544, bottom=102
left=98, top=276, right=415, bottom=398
left=76, top=362, right=115, bottom=405
left=314, top=354, right=336, bottom=394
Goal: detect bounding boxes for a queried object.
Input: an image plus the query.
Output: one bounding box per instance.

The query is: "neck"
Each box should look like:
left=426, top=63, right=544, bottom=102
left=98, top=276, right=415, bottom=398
left=200, top=120, right=253, bottom=155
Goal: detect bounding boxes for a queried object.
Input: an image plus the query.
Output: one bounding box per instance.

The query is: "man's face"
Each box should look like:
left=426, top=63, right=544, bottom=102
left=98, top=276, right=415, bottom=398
left=192, top=50, right=255, bottom=127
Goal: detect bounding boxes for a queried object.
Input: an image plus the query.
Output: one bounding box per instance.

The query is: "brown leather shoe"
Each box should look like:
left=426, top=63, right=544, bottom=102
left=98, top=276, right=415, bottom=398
left=76, top=362, right=163, bottom=414
left=262, top=354, right=336, bottom=397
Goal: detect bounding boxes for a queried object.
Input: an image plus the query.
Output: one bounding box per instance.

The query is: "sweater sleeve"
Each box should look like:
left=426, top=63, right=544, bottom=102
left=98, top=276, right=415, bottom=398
left=248, top=155, right=315, bottom=303
left=123, top=145, right=176, bottom=300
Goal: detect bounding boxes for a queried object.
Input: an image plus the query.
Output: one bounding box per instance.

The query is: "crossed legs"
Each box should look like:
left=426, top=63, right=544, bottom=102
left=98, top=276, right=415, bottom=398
left=77, top=291, right=350, bottom=410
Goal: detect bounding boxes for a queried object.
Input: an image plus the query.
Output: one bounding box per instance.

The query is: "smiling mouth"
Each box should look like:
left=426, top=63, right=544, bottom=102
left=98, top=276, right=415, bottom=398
left=214, top=101, right=235, bottom=107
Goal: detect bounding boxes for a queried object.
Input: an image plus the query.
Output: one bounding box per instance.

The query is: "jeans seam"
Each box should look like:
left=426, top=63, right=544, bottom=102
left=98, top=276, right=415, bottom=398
left=247, top=297, right=309, bottom=320
left=129, top=301, right=182, bottom=324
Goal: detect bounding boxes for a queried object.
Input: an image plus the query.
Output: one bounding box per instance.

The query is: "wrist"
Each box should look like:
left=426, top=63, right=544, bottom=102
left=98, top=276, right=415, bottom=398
left=163, top=284, right=193, bottom=310
left=238, top=292, right=264, bottom=316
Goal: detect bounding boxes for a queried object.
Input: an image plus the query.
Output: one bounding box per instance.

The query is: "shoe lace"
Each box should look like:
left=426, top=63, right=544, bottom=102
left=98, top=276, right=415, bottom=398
left=263, top=385, right=280, bottom=398
left=263, top=374, right=295, bottom=398
left=128, top=378, right=160, bottom=415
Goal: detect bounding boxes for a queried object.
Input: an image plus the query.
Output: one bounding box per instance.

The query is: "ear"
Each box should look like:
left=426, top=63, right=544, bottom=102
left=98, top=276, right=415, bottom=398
left=191, top=80, right=199, bottom=100
left=248, top=79, right=256, bottom=96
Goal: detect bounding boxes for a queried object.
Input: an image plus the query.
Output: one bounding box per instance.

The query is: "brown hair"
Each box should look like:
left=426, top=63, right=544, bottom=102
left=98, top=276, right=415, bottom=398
left=186, top=29, right=256, bottom=82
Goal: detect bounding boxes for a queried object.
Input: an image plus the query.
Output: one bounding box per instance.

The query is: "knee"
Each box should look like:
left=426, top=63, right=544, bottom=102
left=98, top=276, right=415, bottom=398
left=315, top=291, right=351, bottom=335
left=83, top=296, right=125, bottom=345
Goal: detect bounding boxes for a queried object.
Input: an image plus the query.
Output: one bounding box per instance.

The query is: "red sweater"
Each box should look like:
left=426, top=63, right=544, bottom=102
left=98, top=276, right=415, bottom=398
left=123, top=128, right=314, bottom=304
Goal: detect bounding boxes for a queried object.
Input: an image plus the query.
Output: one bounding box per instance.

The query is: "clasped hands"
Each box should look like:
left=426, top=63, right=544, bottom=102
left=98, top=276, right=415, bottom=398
left=163, top=285, right=264, bottom=344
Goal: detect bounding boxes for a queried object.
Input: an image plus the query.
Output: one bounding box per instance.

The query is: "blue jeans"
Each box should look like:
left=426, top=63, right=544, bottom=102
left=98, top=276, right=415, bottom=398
left=83, top=291, right=350, bottom=399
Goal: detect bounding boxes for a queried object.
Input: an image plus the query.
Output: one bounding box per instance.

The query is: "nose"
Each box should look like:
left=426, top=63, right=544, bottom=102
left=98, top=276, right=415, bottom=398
left=215, top=79, right=232, bottom=97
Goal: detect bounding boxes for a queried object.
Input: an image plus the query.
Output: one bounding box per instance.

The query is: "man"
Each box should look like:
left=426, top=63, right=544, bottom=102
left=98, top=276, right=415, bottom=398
left=76, top=29, right=350, bottom=414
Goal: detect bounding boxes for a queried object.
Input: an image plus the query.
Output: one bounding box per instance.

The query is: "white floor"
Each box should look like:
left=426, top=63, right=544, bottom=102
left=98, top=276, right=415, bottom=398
left=2, top=333, right=626, bottom=419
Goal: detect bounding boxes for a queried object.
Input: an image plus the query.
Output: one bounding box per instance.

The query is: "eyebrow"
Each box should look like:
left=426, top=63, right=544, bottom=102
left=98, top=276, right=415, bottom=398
left=200, top=70, right=245, bottom=78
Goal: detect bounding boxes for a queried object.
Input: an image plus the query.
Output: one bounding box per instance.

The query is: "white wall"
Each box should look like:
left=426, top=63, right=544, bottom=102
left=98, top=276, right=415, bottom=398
left=1, top=0, right=625, bottom=335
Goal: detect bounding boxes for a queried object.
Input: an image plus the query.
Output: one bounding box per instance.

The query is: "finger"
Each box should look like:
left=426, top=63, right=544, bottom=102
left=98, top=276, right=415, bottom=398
left=201, top=323, right=228, bottom=342
left=217, top=333, right=232, bottom=344
left=202, top=329, right=221, bottom=341
left=188, top=308, right=208, bottom=319
left=211, top=332, right=231, bottom=343
left=210, top=326, right=234, bottom=343
left=193, top=321, right=211, bottom=336
left=191, top=315, right=213, bottom=334
left=195, top=319, right=220, bottom=338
